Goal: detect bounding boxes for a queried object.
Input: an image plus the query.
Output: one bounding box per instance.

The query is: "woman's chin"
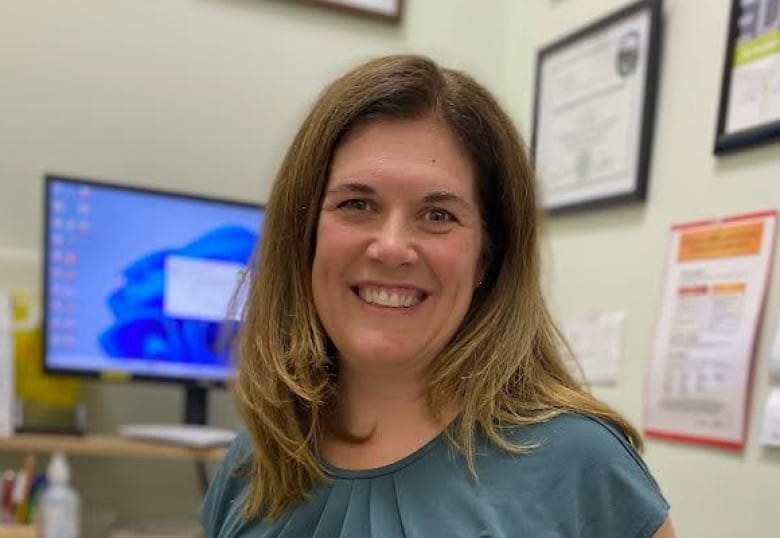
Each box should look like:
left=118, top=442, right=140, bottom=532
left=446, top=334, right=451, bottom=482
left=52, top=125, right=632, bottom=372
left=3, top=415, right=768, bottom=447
left=339, top=343, right=428, bottom=372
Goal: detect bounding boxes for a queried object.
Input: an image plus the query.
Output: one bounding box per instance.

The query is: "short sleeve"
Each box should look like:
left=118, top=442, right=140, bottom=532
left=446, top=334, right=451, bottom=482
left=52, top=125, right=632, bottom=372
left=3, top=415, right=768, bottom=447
left=200, top=432, right=252, bottom=537
left=552, top=414, right=669, bottom=538
left=494, top=413, right=668, bottom=537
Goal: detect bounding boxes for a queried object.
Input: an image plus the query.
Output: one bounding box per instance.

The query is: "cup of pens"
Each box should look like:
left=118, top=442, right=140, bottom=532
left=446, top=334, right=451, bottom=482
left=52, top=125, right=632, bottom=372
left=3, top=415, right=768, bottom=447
left=1, top=453, right=46, bottom=526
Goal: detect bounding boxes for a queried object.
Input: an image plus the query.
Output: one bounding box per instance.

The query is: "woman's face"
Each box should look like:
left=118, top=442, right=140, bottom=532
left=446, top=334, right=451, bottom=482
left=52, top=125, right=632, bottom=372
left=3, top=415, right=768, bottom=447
left=312, top=116, right=483, bottom=374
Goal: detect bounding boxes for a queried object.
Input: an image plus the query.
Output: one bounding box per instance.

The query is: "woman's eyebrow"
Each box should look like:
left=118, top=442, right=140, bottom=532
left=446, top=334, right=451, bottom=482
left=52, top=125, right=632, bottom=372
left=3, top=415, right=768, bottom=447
left=325, top=181, right=375, bottom=196
left=325, top=184, right=473, bottom=210
left=422, top=191, right=472, bottom=210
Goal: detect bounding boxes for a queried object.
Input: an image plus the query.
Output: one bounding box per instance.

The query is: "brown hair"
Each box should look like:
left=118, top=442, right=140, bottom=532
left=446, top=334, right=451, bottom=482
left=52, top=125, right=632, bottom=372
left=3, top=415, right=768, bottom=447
left=233, top=54, right=642, bottom=520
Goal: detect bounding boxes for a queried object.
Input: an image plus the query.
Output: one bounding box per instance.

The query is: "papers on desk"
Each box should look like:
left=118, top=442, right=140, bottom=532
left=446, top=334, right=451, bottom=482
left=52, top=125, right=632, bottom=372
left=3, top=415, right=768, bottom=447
left=0, top=290, right=14, bottom=437
left=563, top=312, right=625, bottom=385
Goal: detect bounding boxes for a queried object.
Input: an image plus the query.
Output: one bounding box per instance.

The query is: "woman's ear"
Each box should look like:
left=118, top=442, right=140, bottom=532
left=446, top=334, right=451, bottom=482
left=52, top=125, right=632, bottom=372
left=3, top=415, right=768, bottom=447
left=475, top=240, right=492, bottom=290
left=474, top=269, right=485, bottom=289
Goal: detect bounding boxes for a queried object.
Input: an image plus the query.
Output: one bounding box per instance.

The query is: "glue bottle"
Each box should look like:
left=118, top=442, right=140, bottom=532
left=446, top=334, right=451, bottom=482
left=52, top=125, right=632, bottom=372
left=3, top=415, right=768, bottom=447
left=39, top=451, right=80, bottom=538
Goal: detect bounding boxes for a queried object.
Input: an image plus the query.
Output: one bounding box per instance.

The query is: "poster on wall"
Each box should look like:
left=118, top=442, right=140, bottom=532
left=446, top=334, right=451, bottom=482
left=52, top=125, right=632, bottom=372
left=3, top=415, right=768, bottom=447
left=531, top=0, right=662, bottom=212
left=643, top=210, right=777, bottom=449
left=563, top=312, right=625, bottom=385
left=714, top=0, right=780, bottom=153
left=760, top=305, right=780, bottom=447
left=759, top=386, right=780, bottom=447
left=770, top=304, right=780, bottom=375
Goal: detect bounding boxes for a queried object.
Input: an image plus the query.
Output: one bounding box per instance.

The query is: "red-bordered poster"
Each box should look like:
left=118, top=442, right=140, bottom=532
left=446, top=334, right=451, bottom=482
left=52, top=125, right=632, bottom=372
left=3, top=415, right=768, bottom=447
left=644, top=210, right=778, bottom=449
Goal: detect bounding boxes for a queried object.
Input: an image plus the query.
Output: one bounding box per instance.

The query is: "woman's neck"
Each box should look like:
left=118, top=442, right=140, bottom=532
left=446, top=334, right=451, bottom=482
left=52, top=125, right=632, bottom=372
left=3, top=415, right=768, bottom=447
left=320, top=361, right=456, bottom=470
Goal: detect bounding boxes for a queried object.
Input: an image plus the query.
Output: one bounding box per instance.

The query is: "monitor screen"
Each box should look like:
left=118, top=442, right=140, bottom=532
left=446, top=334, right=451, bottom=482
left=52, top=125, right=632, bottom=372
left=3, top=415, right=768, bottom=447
left=43, top=175, right=263, bottom=385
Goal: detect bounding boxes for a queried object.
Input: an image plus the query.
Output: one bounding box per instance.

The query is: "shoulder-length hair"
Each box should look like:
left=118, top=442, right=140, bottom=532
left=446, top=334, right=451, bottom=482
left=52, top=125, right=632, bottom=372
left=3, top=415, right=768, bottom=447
left=233, top=54, right=642, bottom=520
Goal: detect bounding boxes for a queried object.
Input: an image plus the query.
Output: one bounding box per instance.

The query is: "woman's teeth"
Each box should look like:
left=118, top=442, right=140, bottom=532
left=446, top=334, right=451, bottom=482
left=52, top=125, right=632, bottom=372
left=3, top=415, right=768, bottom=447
left=358, top=287, right=421, bottom=308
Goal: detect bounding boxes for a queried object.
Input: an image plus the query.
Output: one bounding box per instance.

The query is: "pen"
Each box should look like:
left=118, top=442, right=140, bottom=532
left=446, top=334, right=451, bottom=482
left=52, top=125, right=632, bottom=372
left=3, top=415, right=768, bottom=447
left=1, top=470, right=14, bottom=523
left=11, top=467, right=26, bottom=523
left=15, top=454, right=35, bottom=523
left=25, top=473, right=47, bottom=523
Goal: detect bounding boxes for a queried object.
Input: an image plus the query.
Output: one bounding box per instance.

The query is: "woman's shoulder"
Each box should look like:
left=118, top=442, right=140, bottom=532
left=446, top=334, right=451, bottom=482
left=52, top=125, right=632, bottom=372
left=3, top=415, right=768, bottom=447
left=200, top=431, right=253, bottom=537
left=224, top=430, right=254, bottom=465
left=489, top=411, right=659, bottom=484
left=212, top=429, right=254, bottom=483
left=478, top=412, right=669, bottom=537
left=501, top=412, right=643, bottom=462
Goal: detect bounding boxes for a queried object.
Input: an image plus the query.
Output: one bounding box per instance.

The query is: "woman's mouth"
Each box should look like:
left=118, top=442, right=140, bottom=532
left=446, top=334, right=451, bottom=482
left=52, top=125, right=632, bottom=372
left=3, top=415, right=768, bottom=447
left=353, top=285, right=426, bottom=308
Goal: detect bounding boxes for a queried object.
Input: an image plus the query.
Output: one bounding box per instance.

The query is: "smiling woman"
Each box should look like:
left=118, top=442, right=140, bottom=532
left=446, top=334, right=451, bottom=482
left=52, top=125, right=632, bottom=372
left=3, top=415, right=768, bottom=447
left=313, top=117, right=483, bottom=387
left=201, top=55, right=675, bottom=538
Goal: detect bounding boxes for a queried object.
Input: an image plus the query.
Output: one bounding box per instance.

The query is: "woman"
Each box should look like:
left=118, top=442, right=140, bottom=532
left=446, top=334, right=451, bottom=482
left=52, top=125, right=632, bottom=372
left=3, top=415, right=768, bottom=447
left=202, top=55, right=675, bottom=537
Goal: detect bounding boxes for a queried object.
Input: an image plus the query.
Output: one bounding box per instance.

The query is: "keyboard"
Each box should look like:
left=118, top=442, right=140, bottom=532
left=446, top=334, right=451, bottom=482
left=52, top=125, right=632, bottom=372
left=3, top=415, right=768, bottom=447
left=117, top=423, right=237, bottom=448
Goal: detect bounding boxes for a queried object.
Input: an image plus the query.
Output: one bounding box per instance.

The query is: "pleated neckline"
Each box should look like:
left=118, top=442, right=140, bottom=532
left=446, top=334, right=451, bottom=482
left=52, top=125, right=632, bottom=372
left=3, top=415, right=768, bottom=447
left=320, top=430, right=445, bottom=480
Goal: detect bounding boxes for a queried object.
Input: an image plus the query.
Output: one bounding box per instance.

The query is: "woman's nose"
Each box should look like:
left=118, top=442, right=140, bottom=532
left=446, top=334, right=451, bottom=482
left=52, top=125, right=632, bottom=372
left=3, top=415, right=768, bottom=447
left=365, top=215, right=419, bottom=267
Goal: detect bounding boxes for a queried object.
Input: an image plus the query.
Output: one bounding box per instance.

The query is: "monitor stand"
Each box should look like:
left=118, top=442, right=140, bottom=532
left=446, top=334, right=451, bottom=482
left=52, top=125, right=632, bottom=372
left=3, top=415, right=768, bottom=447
left=184, top=384, right=208, bottom=426
left=117, top=384, right=236, bottom=448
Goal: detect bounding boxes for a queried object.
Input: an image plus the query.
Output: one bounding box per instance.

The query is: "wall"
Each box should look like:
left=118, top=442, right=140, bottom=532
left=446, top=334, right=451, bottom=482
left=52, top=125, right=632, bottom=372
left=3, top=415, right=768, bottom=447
left=507, top=1, right=780, bottom=537
left=0, top=0, right=511, bottom=529
left=4, top=0, right=780, bottom=535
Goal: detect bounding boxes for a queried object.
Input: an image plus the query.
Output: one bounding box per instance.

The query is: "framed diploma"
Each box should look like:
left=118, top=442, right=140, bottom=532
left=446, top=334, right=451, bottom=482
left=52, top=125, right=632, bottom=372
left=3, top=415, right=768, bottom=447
left=532, top=0, right=662, bottom=212
left=295, top=0, right=403, bottom=23
left=714, top=0, right=780, bottom=154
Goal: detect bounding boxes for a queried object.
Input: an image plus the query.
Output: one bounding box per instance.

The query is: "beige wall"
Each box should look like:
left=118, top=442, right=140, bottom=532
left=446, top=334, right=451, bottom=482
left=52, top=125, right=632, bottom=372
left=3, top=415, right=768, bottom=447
left=0, top=0, right=511, bottom=529
left=508, top=1, right=780, bottom=537
left=3, top=0, right=780, bottom=535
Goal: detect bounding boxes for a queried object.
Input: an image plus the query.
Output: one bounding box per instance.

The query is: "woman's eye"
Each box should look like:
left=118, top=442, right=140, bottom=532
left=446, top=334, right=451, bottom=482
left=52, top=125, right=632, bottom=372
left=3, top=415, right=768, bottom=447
left=425, top=208, right=456, bottom=223
left=338, top=199, right=370, bottom=211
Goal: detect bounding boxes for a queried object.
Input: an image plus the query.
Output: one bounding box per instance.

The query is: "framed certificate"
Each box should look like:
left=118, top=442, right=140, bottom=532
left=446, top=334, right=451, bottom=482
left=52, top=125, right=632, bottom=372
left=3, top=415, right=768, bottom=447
left=714, top=0, right=780, bottom=154
left=532, top=0, right=662, bottom=213
left=295, top=0, right=403, bottom=23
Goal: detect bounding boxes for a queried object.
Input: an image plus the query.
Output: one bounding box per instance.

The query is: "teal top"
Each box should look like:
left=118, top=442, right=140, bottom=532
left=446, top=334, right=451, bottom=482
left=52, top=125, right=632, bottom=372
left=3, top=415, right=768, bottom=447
left=201, top=413, right=669, bottom=537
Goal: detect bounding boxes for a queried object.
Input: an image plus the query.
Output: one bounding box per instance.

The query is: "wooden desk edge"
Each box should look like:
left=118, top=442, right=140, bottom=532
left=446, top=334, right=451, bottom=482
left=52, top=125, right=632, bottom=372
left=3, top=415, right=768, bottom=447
left=0, top=524, right=37, bottom=538
left=0, top=433, right=227, bottom=461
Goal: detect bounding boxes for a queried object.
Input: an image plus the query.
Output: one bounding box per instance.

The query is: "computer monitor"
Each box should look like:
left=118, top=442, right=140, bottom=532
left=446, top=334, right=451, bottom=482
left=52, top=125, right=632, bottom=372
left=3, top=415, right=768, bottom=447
left=42, top=175, right=264, bottom=425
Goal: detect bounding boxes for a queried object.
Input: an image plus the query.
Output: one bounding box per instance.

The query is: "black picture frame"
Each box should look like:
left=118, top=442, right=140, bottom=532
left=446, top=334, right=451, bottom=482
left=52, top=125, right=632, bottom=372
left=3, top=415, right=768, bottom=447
left=296, top=0, right=403, bottom=23
left=531, top=0, right=662, bottom=213
left=714, top=0, right=780, bottom=154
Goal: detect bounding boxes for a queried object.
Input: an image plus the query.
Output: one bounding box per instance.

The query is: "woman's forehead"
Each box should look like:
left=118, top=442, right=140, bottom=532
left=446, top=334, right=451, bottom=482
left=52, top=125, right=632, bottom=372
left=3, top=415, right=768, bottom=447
left=327, top=116, right=477, bottom=195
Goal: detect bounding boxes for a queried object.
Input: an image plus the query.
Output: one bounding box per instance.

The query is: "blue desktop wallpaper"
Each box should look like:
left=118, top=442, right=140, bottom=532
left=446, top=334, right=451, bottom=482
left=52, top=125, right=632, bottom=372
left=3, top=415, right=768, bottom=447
left=45, top=178, right=263, bottom=381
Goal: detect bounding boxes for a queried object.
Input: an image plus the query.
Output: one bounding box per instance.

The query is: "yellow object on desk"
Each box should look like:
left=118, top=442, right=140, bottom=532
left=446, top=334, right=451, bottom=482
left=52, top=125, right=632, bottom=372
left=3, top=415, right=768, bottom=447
left=13, top=290, right=80, bottom=407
